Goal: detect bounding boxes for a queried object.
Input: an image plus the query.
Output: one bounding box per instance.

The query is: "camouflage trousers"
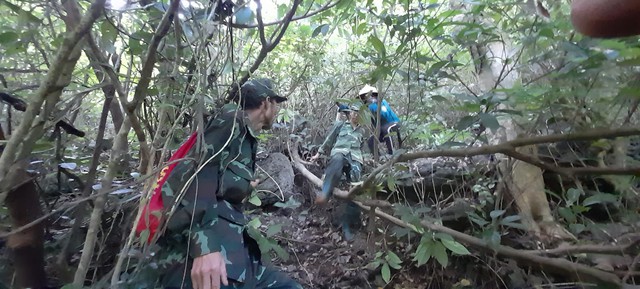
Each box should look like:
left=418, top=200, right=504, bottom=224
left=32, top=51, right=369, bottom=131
left=320, top=152, right=362, bottom=199
left=131, top=231, right=303, bottom=289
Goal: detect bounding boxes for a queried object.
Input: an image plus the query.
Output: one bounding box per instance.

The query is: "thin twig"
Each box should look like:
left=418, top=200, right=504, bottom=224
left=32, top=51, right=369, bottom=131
left=291, top=153, right=622, bottom=287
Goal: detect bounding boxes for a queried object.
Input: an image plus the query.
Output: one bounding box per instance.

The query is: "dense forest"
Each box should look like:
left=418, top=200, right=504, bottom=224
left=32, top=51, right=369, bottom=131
left=0, top=0, right=638, bottom=288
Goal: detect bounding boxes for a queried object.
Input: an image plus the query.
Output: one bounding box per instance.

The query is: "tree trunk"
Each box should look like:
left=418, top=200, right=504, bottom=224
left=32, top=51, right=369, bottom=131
left=474, top=30, right=574, bottom=240
left=5, top=168, right=47, bottom=288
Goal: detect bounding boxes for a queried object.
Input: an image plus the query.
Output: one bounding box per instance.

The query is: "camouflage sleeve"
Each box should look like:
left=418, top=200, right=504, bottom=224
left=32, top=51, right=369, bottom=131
left=162, top=113, right=240, bottom=258
left=318, top=121, right=342, bottom=155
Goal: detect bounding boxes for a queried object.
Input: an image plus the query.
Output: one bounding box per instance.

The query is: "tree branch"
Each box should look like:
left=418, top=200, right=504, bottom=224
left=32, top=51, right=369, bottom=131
left=255, top=0, right=268, bottom=47
left=0, top=0, right=106, bottom=206
left=73, top=1, right=180, bottom=285
left=226, top=0, right=302, bottom=102
left=524, top=237, right=640, bottom=256
left=400, top=127, right=640, bottom=163
left=225, top=0, right=340, bottom=29
left=290, top=153, right=621, bottom=286
left=347, top=127, right=640, bottom=200
left=267, top=0, right=302, bottom=52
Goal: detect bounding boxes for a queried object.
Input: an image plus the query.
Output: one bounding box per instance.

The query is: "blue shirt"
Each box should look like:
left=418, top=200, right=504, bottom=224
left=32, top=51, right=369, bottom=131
left=368, top=99, right=399, bottom=126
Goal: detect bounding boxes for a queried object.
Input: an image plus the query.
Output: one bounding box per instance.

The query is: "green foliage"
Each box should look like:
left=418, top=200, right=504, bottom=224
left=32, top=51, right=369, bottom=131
left=413, top=232, right=470, bottom=268
left=246, top=217, right=290, bottom=262
left=368, top=250, right=402, bottom=284
left=557, top=186, right=622, bottom=235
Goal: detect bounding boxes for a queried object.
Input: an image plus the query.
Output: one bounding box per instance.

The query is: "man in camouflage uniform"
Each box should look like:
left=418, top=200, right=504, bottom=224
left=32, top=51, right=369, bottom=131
left=148, top=78, right=303, bottom=289
left=311, top=104, right=365, bottom=240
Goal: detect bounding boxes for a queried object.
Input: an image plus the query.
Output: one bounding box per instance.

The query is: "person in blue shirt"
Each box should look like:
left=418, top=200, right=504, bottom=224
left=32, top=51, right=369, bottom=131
left=357, top=85, right=403, bottom=155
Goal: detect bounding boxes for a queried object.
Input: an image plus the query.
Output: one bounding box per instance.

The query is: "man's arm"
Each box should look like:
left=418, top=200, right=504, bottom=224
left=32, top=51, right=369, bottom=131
left=317, top=122, right=342, bottom=156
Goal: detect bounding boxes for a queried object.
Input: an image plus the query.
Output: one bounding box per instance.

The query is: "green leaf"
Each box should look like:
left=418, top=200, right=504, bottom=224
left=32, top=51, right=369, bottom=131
left=266, top=223, right=283, bottom=237
left=500, top=215, right=521, bottom=224
left=569, top=223, right=586, bottom=235
left=129, top=39, right=144, bottom=55
left=355, top=22, right=368, bottom=35
left=583, top=193, right=618, bottom=206
left=100, top=20, right=118, bottom=42
left=479, top=113, right=500, bottom=133
left=381, top=263, right=391, bottom=283
left=336, top=0, right=353, bottom=10
left=455, top=115, right=476, bottom=130
left=247, top=217, right=262, bottom=229
left=434, top=232, right=454, bottom=242
left=385, top=251, right=402, bottom=269
left=425, top=61, right=448, bottom=76
left=0, top=32, right=19, bottom=44
left=433, top=241, right=448, bottom=267
left=33, top=139, right=55, bottom=152
left=139, top=229, right=150, bottom=244
left=538, top=28, right=554, bottom=39
left=312, top=24, right=330, bottom=37
left=367, top=260, right=382, bottom=270
left=413, top=236, right=433, bottom=266
left=489, top=209, right=505, bottom=219
left=387, top=175, right=396, bottom=192
left=368, top=35, right=386, bottom=57
left=272, top=242, right=290, bottom=261
left=597, top=39, right=627, bottom=50
left=248, top=195, right=262, bottom=206
left=468, top=212, right=489, bottom=226
left=274, top=197, right=301, bottom=209
left=566, top=187, right=582, bottom=206
left=558, top=207, right=577, bottom=223
left=431, top=95, right=448, bottom=102
left=441, top=239, right=470, bottom=255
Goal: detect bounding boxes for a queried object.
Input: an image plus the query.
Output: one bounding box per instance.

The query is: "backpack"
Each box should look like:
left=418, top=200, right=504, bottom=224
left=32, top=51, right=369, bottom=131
left=135, top=131, right=198, bottom=244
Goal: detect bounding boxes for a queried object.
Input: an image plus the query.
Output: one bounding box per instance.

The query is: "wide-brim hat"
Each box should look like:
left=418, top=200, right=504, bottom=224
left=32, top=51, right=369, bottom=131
left=358, top=84, right=378, bottom=97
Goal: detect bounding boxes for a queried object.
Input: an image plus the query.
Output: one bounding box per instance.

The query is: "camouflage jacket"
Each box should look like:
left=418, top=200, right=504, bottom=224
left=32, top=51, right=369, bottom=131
left=318, top=121, right=365, bottom=164
left=157, top=103, right=259, bottom=286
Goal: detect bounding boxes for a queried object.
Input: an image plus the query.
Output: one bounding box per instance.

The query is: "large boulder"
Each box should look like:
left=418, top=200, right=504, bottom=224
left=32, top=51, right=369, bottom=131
left=255, top=153, right=295, bottom=207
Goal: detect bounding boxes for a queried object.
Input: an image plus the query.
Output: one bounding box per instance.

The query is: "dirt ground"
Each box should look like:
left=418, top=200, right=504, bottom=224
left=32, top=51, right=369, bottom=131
left=251, top=185, right=482, bottom=289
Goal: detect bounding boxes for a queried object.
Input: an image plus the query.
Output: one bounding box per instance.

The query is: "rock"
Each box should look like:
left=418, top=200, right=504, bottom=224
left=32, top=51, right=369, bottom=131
left=255, top=153, right=295, bottom=207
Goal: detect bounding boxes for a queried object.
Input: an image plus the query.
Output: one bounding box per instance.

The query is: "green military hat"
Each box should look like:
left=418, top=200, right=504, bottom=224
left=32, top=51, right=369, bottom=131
left=240, top=78, right=287, bottom=103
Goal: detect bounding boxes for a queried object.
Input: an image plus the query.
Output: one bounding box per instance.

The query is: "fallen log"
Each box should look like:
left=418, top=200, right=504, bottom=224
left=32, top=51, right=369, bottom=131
left=290, top=152, right=623, bottom=287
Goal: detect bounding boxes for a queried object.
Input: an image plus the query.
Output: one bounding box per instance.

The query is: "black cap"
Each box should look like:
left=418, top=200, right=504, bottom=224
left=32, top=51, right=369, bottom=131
left=239, top=78, right=287, bottom=103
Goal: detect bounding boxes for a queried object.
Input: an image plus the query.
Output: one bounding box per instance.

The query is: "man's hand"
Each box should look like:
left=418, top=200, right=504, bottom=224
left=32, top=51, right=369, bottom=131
left=191, top=252, right=229, bottom=289
left=250, top=179, right=261, bottom=188
left=310, top=153, right=320, bottom=162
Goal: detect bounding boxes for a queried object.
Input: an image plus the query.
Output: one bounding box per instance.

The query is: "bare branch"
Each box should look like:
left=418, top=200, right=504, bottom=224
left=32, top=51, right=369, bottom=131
left=525, top=237, right=640, bottom=256
left=255, top=0, right=268, bottom=47
left=225, top=0, right=340, bottom=29
left=0, top=68, right=46, bottom=73
left=503, top=149, right=640, bottom=178
left=226, top=0, right=303, bottom=101
left=267, top=0, right=303, bottom=52
left=74, top=0, right=180, bottom=285
left=128, top=0, right=181, bottom=111
left=291, top=149, right=622, bottom=286
left=0, top=0, right=106, bottom=206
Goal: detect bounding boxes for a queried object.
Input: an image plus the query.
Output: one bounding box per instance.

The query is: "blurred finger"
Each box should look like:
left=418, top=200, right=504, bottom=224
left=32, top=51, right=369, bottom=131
left=220, top=261, right=229, bottom=286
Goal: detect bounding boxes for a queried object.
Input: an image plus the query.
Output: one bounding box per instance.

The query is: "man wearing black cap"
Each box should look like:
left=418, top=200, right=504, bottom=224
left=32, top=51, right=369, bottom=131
left=144, top=78, right=302, bottom=289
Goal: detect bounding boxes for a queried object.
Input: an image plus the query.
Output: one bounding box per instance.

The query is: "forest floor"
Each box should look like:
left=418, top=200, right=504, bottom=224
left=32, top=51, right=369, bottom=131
left=252, top=184, right=495, bottom=289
